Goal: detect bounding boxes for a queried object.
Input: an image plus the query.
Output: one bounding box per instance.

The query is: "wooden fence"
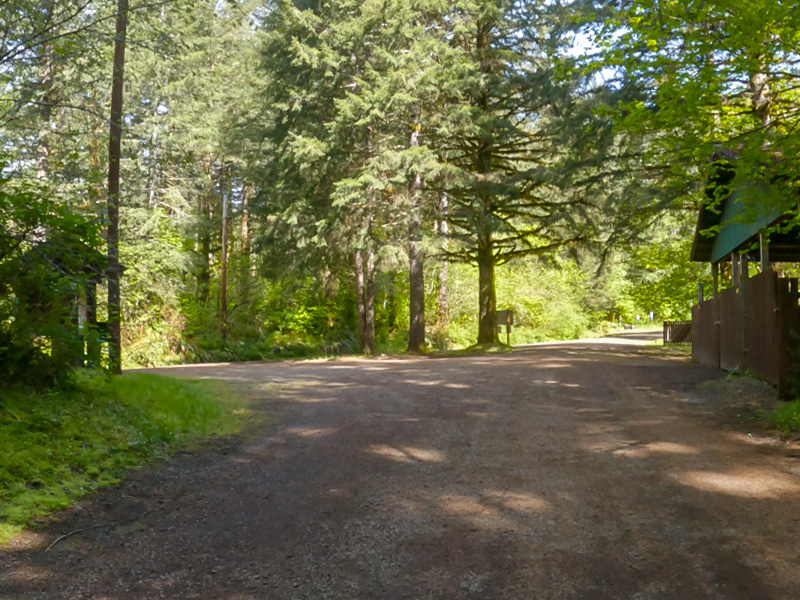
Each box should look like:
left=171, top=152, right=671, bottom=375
left=691, top=270, right=800, bottom=398
left=663, top=321, right=692, bottom=345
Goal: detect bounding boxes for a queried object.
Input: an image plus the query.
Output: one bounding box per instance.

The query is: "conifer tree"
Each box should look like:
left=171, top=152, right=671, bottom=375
left=438, top=0, right=589, bottom=344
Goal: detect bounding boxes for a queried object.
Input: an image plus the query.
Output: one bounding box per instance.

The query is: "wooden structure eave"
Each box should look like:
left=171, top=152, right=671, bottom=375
left=691, top=183, right=800, bottom=264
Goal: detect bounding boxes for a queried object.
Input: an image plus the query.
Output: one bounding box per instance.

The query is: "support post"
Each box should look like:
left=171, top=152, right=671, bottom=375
left=759, top=232, right=770, bottom=272
left=711, top=263, right=719, bottom=298
left=740, top=253, right=749, bottom=280
left=731, top=253, right=740, bottom=287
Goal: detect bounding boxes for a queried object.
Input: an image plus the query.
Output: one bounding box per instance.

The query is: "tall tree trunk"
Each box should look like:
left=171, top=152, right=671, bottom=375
left=475, top=144, right=496, bottom=344
left=197, top=156, right=213, bottom=304
left=220, top=164, right=229, bottom=341
left=198, top=209, right=211, bottom=304
left=364, top=246, right=375, bottom=354
left=475, top=24, right=497, bottom=345
left=407, top=115, right=425, bottom=352
left=437, top=192, right=449, bottom=328
left=477, top=236, right=497, bottom=344
left=106, top=0, right=129, bottom=374
left=355, top=248, right=366, bottom=352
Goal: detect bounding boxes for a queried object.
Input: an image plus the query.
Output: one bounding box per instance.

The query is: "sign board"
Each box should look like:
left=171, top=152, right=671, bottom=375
left=497, top=310, right=514, bottom=326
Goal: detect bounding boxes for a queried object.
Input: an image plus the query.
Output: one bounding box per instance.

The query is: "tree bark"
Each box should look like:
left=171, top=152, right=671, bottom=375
left=750, top=70, right=771, bottom=128
left=106, top=0, right=129, bottom=374
left=407, top=117, right=425, bottom=352
left=437, top=192, right=449, bottom=328
left=197, top=156, right=213, bottom=304
left=477, top=237, right=497, bottom=344
left=364, top=246, right=376, bottom=354
left=220, top=164, right=229, bottom=341
left=355, top=248, right=366, bottom=352
left=474, top=23, right=497, bottom=345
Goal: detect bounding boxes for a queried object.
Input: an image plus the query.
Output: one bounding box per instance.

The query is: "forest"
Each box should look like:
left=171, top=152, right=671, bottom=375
left=1, top=0, right=798, bottom=381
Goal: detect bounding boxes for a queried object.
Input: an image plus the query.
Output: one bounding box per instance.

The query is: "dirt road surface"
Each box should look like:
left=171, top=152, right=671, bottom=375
left=3, top=334, right=800, bottom=599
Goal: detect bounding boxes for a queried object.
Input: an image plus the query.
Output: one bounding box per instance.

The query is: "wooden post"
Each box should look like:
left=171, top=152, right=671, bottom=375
left=740, top=253, right=749, bottom=280
left=759, top=232, right=770, bottom=272
left=711, top=263, right=719, bottom=297
left=731, top=252, right=740, bottom=287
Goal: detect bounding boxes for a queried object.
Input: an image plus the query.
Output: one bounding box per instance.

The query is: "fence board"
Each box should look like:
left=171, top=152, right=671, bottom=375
left=742, top=271, right=779, bottom=385
left=663, top=321, right=692, bottom=345
left=777, top=277, right=799, bottom=398
left=692, top=270, right=800, bottom=398
left=691, top=300, right=719, bottom=368
left=718, top=286, right=744, bottom=371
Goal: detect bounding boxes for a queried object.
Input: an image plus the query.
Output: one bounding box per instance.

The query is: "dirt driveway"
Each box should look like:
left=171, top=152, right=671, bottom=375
left=3, top=336, right=800, bottom=599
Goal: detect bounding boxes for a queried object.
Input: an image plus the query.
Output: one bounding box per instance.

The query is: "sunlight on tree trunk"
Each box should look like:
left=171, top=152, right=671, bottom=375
left=107, top=0, right=129, bottom=375
left=407, top=115, right=425, bottom=352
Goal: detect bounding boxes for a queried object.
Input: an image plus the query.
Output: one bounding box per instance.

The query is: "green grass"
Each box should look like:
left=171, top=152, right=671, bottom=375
left=0, top=371, right=249, bottom=545
left=767, top=401, right=800, bottom=436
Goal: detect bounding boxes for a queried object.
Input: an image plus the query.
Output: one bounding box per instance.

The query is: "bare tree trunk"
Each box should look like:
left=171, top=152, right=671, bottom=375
left=364, top=246, right=376, bottom=354
left=477, top=237, right=497, bottom=344
left=106, top=0, right=129, bottom=374
left=437, top=192, right=449, bottom=328
left=475, top=25, right=497, bottom=345
left=220, top=164, right=229, bottom=341
left=407, top=114, right=425, bottom=352
left=356, top=248, right=366, bottom=352
left=197, top=156, right=213, bottom=304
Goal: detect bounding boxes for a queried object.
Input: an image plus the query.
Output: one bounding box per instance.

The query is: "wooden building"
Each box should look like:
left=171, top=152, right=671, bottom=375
left=690, top=161, right=800, bottom=397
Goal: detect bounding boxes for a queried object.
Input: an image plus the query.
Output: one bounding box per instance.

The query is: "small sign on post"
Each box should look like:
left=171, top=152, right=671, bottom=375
left=497, top=309, right=514, bottom=345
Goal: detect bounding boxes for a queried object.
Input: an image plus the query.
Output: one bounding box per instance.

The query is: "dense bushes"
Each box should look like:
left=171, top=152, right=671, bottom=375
left=0, top=179, right=104, bottom=385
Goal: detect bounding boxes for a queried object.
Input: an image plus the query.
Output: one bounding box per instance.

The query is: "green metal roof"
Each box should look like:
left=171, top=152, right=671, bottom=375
left=710, top=184, right=782, bottom=263
left=691, top=178, right=800, bottom=264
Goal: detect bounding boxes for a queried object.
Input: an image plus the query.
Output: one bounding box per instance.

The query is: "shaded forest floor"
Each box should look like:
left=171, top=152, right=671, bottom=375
left=3, top=336, right=800, bottom=599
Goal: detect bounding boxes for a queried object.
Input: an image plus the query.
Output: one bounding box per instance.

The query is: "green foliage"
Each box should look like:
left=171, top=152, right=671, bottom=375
left=0, top=0, right=724, bottom=368
left=0, top=175, right=104, bottom=385
left=592, top=0, right=800, bottom=204
left=447, top=256, right=596, bottom=347
left=767, top=402, right=800, bottom=437
left=626, top=236, right=709, bottom=321
left=0, top=372, right=248, bottom=543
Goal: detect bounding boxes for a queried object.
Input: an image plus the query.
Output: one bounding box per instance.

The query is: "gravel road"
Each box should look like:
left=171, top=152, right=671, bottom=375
left=3, top=334, right=800, bottom=599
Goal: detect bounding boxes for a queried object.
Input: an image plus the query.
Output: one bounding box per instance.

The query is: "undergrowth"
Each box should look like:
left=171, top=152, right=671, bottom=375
left=0, top=372, right=248, bottom=545
left=767, top=401, right=800, bottom=436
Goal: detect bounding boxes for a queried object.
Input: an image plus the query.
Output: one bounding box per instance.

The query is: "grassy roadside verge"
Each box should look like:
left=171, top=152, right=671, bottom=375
left=0, top=372, right=250, bottom=545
